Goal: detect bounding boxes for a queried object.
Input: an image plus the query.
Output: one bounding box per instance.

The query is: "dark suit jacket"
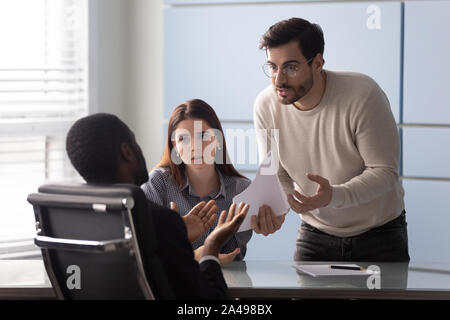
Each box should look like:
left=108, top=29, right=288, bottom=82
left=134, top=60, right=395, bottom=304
left=130, top=192, right=227, bottom=299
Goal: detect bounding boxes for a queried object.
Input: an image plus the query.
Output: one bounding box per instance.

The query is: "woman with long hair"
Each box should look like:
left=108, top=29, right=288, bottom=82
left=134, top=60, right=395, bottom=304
left=142, top=99, right=252, bottom=264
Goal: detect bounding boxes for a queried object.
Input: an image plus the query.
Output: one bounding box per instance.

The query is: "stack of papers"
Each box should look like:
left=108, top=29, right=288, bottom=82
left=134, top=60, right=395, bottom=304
left=293, top=264, right=378, bottom=277
left=232, top=151, right=290, bottom=232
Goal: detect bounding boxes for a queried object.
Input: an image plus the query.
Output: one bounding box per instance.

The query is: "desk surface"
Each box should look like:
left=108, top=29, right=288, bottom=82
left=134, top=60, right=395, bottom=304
left=0, top=260, right=53, bottom=299
left=1, top=259, right=450, bottom=299
left=223, top=260, right=450, bottom=299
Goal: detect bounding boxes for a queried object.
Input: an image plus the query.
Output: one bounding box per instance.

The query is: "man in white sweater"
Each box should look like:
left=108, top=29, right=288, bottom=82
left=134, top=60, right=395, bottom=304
left=254, top=17, right=409, bottom=262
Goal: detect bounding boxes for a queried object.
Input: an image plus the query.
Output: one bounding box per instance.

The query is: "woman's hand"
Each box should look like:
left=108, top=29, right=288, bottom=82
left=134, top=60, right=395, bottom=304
left=171, top=200, right=218, bottom=242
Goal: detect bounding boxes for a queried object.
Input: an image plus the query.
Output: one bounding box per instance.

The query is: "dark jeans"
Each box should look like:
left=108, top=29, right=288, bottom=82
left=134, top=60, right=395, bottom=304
left=294, top=211, right=410, bottom=262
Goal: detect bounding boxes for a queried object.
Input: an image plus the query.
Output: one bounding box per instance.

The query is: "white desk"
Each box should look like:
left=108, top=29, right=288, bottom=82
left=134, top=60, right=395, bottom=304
left=0, top=259, right=53, bottom=299
left=2, top=259, right=450, bottom=299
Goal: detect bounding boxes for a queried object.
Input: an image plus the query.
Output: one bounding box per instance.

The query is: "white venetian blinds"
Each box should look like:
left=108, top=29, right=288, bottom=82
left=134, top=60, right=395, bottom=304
left=0, top=0, right=88, bottom=242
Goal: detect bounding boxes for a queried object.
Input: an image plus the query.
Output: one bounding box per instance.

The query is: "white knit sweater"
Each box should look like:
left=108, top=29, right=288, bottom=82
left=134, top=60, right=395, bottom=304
left=254, top=70, right=405, bottom=237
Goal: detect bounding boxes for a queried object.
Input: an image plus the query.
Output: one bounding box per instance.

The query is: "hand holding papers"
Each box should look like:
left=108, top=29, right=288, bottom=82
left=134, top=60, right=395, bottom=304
left=232, top=151, right=290, bottom=232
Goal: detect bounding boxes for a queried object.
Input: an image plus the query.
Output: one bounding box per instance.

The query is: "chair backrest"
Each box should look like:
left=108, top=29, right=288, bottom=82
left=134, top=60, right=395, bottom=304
left=27, top=183, right=174, bottom=300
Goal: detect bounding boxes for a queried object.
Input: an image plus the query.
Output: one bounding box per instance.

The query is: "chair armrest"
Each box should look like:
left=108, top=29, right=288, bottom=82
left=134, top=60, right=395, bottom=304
left=35, top=235, right=132, bottom=253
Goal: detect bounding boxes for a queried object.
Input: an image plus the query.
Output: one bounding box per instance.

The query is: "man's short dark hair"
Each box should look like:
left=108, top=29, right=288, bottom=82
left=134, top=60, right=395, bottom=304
left=259, top=17, right=325, bottom=64
left=66, top=113, right=133, bottom=184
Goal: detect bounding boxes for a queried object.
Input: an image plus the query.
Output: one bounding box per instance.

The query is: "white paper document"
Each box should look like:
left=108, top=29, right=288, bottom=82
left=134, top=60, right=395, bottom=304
left=233, top=151, right=290, bottom=232
left=292, top=264, right=378, bottom=277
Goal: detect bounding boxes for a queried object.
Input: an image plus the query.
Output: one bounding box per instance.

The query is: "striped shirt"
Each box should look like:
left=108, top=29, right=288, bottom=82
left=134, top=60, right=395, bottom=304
left=141, top=167, right=252, bottom=260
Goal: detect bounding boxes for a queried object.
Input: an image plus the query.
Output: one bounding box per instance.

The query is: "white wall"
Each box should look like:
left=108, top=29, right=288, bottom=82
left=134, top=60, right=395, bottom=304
left=126, top=0, right=164, bottom=168
left=90, top=0, right=127, bottom=118
left=90, top=0, right=164, bottom=169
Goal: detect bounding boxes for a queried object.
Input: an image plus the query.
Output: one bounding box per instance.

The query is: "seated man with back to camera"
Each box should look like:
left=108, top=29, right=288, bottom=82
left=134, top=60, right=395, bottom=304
left=65, top=112, right=249, bottom=299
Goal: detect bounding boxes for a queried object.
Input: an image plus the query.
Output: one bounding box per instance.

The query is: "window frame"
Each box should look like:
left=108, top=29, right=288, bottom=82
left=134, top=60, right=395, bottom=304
left=0, top=0, right=96, bottom=257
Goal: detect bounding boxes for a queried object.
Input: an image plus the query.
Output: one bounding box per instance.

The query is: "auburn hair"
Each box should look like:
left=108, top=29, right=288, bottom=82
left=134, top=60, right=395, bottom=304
left=155, top=99, right=246, bottom=188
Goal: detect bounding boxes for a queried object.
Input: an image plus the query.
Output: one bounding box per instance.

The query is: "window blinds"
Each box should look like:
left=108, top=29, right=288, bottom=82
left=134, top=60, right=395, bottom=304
left=0, top=0, right=87, bottom=242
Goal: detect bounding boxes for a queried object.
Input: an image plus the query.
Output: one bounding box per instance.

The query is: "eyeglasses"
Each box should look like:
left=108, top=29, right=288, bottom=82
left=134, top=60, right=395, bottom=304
left=262, top=58, right=313, bottom=79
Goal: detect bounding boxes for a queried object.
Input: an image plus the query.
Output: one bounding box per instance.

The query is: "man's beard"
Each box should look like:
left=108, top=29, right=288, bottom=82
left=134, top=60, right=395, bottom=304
left=275, top=76, right=314, bottom=105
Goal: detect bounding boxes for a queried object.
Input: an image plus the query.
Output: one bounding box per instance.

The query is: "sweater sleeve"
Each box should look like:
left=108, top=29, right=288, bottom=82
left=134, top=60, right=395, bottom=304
left=328, top=83, right=401, bottom=209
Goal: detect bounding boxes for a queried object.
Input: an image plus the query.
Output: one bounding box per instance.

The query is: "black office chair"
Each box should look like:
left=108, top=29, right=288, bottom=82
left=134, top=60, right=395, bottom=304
left=27, top=183, right=174, bottom=300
